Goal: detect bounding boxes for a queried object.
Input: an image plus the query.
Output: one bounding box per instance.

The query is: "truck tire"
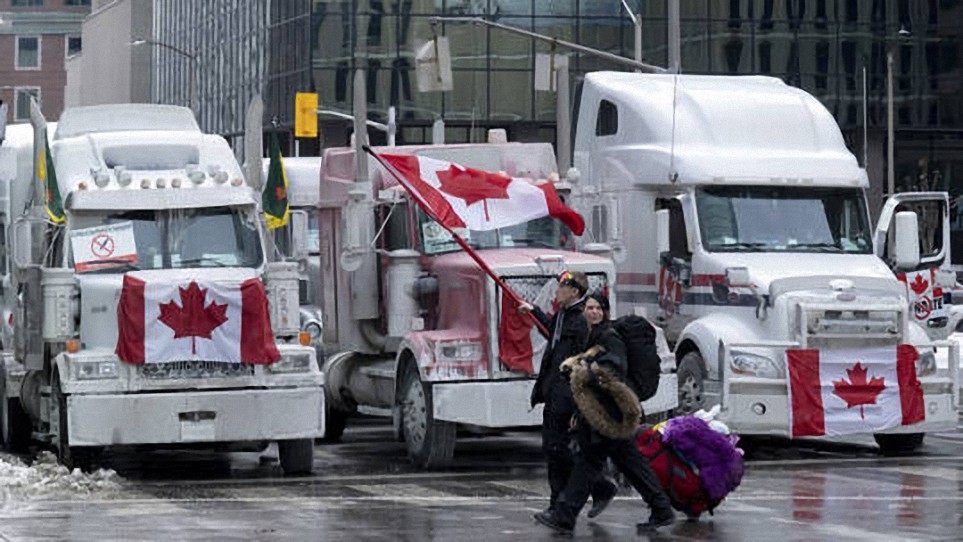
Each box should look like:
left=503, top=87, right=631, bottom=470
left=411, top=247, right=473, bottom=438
left=676, top=351, right=706, bottom=415
left=321, top=407, right=349, bottom=443
left=51, top=375, right=95, bottom=471
left=401, top=368, right=455, bottom=469
left=874, top=433, right=925, bottom=454
left=278, top=438, right=315, bottom=474
left=1, top=367, right=31, bottom=453
left=1, top=398, right=32, bottom=453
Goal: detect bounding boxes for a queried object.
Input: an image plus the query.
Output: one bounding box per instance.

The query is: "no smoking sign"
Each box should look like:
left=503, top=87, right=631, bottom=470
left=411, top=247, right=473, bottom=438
left=90, top=233, right=115, bottom=259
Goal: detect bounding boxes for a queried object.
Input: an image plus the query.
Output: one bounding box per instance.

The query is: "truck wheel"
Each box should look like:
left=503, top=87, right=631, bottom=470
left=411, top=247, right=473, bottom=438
left=1, top=368, right=32, bottom=453
left=1, top=398, right=32, bottom=453
left=51, top=375, right=94, bottom=471
left=874, top=433, right=925, bottom=455
left=401, top=369, right=455, bottom=469
left=321, top=407, right=349, bottom=443
left=278, top=438, right=315, bottom=474
left=676, top=351, right=706, bottom=415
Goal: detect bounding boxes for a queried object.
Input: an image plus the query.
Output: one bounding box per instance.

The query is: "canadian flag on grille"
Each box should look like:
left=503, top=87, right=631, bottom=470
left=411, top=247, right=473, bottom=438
left=116, top=275, right=280, bottom=364
left=373, top=152, right=585, bottom=235
left=786, top=345, right=924, bottom=438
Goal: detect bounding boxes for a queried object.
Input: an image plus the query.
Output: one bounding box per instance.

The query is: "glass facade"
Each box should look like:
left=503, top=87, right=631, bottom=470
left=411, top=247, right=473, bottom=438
left=310, top=1, right=962, bottom=186
left=152, top=0, right=312, bottom=152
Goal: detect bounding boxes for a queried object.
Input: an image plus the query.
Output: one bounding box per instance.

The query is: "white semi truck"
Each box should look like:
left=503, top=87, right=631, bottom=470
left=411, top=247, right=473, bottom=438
left=571, top=73, right=959, bottom=452
left=0, top=104, right=324, bottom=473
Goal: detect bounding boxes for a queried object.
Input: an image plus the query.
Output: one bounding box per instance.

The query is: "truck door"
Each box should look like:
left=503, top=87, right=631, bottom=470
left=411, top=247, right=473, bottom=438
left=875, top=192, right=953, bottom=334
left=655, top=196, right=693, bottom=339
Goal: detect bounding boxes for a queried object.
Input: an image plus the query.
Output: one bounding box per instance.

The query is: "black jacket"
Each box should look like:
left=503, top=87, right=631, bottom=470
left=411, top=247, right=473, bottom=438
left=529, top=298, right=589, bottom=407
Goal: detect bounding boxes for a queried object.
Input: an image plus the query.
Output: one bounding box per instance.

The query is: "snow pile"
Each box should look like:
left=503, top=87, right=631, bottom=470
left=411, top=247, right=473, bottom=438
left=0, top=452, right=125, bottom=508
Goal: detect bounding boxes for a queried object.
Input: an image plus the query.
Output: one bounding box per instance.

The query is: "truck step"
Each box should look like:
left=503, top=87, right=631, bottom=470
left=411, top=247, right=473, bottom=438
left=357, top=405, right=393, bottom=417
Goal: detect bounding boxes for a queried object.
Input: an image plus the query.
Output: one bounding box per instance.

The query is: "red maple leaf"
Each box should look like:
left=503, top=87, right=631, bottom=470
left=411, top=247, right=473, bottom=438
left=158, top=281, right=229, bottom=355
left=832, top=362, right=886, bottom=419
left=909, top=274, right=929, bottom=295
left=435, top=164, right=511, bottom=220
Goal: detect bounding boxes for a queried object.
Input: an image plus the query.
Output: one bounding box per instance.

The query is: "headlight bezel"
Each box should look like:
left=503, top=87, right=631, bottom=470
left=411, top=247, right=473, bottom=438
left=267, top=351, right=313, bottom=373
left=729, top=351, right=780, bottom=378
left=70, top=358, right=120, bottom=380
left=435, top=341, right=483, bottom=363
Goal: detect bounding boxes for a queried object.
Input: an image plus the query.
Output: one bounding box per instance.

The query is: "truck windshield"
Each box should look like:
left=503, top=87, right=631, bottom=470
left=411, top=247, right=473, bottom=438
left=696, top=186, right=872, bottom=254
left=417, top=210, right=572, bottom=255
left=70, top=206, right=263, bottom=272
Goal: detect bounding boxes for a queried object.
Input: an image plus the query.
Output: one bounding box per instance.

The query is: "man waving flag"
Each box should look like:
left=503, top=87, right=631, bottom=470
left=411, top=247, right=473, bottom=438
left=263, top=131, right=289, bottom=230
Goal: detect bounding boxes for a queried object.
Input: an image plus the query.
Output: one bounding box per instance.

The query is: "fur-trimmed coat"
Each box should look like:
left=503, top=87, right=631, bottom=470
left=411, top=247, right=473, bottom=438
left=563, top=339, right=642, bottom=441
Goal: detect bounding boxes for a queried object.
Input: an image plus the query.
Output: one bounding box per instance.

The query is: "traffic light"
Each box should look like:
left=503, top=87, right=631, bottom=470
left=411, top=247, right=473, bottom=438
left=294, top=92, right=318, bottom=138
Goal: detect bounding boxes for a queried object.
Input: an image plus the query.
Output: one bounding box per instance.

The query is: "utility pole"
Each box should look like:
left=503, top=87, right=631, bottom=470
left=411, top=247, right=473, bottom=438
left=668, top=0, right=681, bottom=73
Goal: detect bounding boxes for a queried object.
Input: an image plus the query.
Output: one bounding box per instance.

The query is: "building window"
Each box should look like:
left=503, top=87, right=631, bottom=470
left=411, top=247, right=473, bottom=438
left=64, top=0, right=91, bottom=5
left=596, top=100, right=618, bottom=136
left=65, top=36, right=82, bottom=59
left=16, top=36, right=41, bottom=70
left=14, top=88, right=40, bottom=121
left=11, top=0, right=43, bottom=6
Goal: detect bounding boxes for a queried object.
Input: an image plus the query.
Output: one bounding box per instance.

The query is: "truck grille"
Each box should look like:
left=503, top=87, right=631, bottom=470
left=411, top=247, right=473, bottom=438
left=501, top=273, right=609, bottom=303
left=139, top=361, right=256, bottom=380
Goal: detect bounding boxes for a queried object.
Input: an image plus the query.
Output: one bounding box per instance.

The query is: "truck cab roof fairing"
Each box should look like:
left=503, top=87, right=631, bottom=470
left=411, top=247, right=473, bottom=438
left=579, top=72, right=867, bottom=188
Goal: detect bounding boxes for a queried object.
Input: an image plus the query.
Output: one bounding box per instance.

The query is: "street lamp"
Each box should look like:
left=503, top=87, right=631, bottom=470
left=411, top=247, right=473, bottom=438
left=130, top=38, right=198, bottom=116
left=886, top=25, right=912, bottom=196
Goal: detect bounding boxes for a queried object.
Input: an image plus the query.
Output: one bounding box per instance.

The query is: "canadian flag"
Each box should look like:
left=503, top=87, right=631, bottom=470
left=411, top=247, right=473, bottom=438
left=498, top=280, right=554, bottom=374
left=375, top=152, right=585, bottom=235
left=786, top=345, right=924, bottom=438
left=116, top=275, right=280, bottom=364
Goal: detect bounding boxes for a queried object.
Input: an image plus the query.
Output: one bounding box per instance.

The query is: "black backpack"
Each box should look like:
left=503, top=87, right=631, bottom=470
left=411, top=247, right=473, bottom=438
left=611, top=315, right=662, bottom=402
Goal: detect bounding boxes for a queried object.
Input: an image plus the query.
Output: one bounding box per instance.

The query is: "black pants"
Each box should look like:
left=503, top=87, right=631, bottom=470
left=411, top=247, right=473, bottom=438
left=542, top=394, right=613, bottom=509
left=556, top=425, right=672, bottom=525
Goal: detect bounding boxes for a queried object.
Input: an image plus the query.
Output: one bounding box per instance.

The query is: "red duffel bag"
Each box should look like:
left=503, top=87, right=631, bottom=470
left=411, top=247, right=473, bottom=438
left=635, top=428, right=722, bottom=517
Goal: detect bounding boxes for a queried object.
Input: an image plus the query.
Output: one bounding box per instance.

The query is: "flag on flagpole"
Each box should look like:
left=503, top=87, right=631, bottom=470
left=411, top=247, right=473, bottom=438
left=786, top=345, right=924, bottom=438
left=39, top=135, right=64, bottom=224
left=374, top=152, right=585, bottom=235
left=366, top=147, right=556, bottom=343
left=116, top=275, right=280, bottom=364
left=263, top=132, right=289, bottom=230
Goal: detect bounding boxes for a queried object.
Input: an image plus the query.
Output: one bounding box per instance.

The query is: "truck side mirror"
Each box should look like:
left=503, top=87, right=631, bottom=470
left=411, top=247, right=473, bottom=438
left=289, top=209, right=309, bottom=260
left=894, top=211, right=920, bottom=270
left=655, top=209, right=670, bottom=257
left=11, top=216, right=42, bottom=268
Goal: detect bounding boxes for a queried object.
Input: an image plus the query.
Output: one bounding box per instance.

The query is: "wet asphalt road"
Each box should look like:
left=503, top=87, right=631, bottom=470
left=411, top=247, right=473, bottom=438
left=2, top=416, right=963, bottom=541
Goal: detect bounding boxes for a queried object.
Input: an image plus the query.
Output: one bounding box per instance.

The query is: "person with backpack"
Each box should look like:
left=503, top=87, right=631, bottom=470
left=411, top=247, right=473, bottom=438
left=534, top=292, right=675, bottom=534
left=519, top=273, right=618, bottom=520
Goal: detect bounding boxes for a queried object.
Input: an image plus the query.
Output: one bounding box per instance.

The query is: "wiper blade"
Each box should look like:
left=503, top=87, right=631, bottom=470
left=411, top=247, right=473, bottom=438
left=791, top=242, right=844, bottom=252
left=79, top=259, right=141, bottom=273
left=178, top=257, right=228, bottom=268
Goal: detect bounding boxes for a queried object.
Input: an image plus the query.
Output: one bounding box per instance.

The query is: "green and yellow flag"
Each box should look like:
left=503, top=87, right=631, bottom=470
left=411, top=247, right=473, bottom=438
left=39, top=136, right=64, bottom=224
left=263, top=132, right=288, bottom=230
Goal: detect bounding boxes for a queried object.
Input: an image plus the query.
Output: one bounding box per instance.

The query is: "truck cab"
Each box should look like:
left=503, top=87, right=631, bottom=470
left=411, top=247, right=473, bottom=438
left=0, top=105, right=324, bottom=473
left=310, top=141, right=674, bottom=468
left=572, top=73, right=958, bottom=452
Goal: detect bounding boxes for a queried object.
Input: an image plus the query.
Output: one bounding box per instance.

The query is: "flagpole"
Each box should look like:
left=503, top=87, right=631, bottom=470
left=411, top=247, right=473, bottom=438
left=363, top=146, right=549, bottom=336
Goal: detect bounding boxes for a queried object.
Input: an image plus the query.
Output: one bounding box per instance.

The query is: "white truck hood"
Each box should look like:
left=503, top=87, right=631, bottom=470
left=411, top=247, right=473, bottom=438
left=77, top=268, right=258, bottom=351
left=700, top=252, right=900, bottom=294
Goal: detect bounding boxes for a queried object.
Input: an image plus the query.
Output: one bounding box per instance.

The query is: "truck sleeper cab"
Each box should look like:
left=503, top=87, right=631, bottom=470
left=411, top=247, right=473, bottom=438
left=573, top=73, right=959, bottom=452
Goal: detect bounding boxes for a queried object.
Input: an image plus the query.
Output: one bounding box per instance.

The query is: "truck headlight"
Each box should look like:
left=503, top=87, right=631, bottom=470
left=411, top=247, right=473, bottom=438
left=730, top=352, right=780, bottom=378
left=71, top=359, right=119, bottom=380
left=436, top=341, right=482, bottom=362
left=917, top=348, right=937, bottom=377
left=268, top=351, right=313, bottom=373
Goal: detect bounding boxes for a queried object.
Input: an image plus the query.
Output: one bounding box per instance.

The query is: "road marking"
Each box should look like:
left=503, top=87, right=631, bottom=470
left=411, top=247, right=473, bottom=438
left=880, top=465, right=963, bottom=482
left=749, top=454, right=963, bottom=468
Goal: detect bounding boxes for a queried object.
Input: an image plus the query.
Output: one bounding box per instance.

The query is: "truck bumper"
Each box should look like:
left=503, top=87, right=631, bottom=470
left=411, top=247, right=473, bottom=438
left=66, top=387, right=324, bottom=447
left=718, top=378, right=957, bottom=436
left=431, top=374, right=678, bottom=428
